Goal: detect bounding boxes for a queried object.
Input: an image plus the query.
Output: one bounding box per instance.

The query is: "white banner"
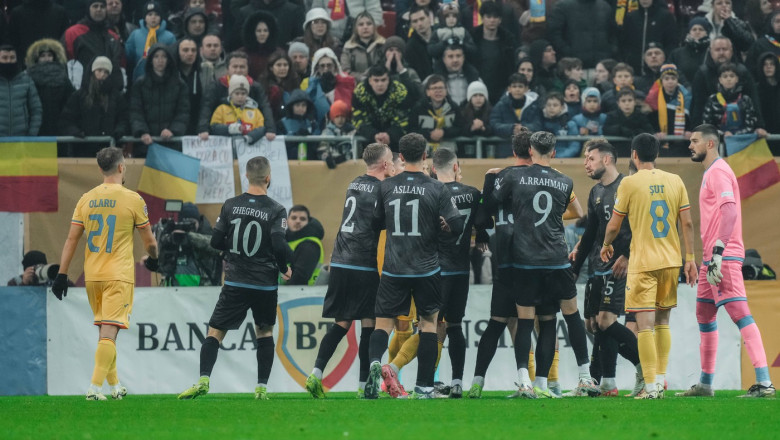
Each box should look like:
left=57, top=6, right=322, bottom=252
left=46, top=284, right=741, bottom=395
left=0, top=212, right=24, bottom=285
left=235, top=136, right=293, bottom=211
left=181, top=136, right=235, bottom=204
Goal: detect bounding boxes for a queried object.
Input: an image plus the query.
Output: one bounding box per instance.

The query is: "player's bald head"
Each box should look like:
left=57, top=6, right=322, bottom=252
left=432, top=148, right=457, bottom=173
left=399, top=133, right=427, bottom=164
left=511, top=127, right=531, bottom=159
left=631, top=133, right=659, bottom=163
left=96, top=146, right=124, bottom=175
left=246, top=156, right=271, bottom=185
left=362, top=143, right=391, bottom=167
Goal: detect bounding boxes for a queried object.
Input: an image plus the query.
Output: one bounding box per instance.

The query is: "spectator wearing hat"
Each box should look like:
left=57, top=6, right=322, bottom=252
left=239, top=11, right=283, bottom=80
left=340, top=12, right=385, bottom=81
left=669, top=17, right=712, bottom=85
left=7, top=250, right=73, bottom=287
left=462, top=80, right=493, bottom=139
left=59, top=56, right=129, bottom=156
left=619, top=0, right=678, bottom=75
left=433, top=39, right=481, bottom=106
left=288, top=41, right=311, bottom=79
left=318, top=99, right=356, bottom=165
left=383, top=35, right=422, bottom=105
left=25, top=39, right=75, bottom=137
left=126, top=1, right=176, bottom=82
left=210, top=74, right=267, bottom=144
left=304, top=47, right=356, bottom=130
left=231, top=0, right=304, bottom=52
left=295, top=8, right=340, bottom=60
left=645, top=63, right=692, bottom=156
left=471, top=1, right=516, bottom=106
left=528, top=39, right=557, bottom=93
left=567, top=86, right=606, bottom=151
left=410, top=73, right=464, bottom=152
left=8, top=0, right=69, bottom=61
left=0, top=44, right=42, bottom=137
left=405, top=5, right=436, bottom=80
left=428, top=1, right=477, bottom=62
left=309, top=0, right=383, bottom=42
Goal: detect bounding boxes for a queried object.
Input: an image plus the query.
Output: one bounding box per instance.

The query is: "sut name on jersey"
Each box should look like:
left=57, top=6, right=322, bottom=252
left=393, top=185, right=425, bottom=195
left=231, top=206, right=270, bottom=220
left=89, top=199, right=117, bottom=208
left=649, top=184, right=665, bottom=195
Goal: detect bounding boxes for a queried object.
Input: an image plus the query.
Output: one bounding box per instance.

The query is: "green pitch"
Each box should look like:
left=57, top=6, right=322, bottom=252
left=1, top=391, right=777, bottom=440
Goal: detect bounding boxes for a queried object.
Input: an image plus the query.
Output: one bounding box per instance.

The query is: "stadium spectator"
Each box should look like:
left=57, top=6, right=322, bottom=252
left=0, top=45, right=42, bottom=137
left=308, top=0, right=384, bottom=42
left=702, top=63, right=766, bottom=137
left=397, top=0, right=439, bottom=38
left=282, top=89, right=320, bottom=136
left=433, top=41, right=480, bottom=106
left=601, top=63, right=647, bottom=114
left=105, top=0, right=134, bottom=44
left=460, top=0, right=518, bottom=40
left=352, top=64, right=410, bottom=151
left=283, top=205, right=325, bottom=286
left=490, top=73, right=541, bottom=158
left=260, top=51, right=301, bottom=125
left=7, top=250, right=73, bottom=287
left=563, top=79, right=583, bottom=116
left=409, top=74, right=464, bottom=152
left=230, top=0, right=304, bottom=52
left=288, top=41, right=311, bottom=79
left=517, top=57, right=546, bottom=97
left=745, top=10, right=780, bottom=74
left=645, top=64, right=692, bottom=156
left=471, top=1, right=516, bottom=105
left=593, top=58, right=617, bottom=94
left=668, top=18, right=712, bottom=86
left=528, top=38, right=557, bottom=92
left=619, top=0, right=678, bottom=74
left=198, top=51, right=276, bottom=140
left=169, top=2, right=218, bottom=40
left=25, top=39, right=75, bottom=137
left=756, top=52, right=780, bottom=144
left=551, top=57, right=587, bottom=93
left=211, top=75, right=267, bottom=144
left=703, top=0, right=755, bottom=54
left=547, top=0, right=616, bottom=69
left=382, top=36, right=423, bottom=105
left=427, top=2, right=478, bottom=62
left=603, top=88, right=654, bottom=156
left=340, top=12, right=385, bottom=81
left=129, top=44, right=190, bottom=155
left=8, top=0, right=69, bottom=61
left=404, top=6, right=435, bottom=80
left=125, top=1, right=177, bottom=83
left=239, top=11, right=283, bottom=80
left=200, top=33, right=227, bottom=83
left=744, top=0, right=777, bottom=35
left=295, top=8, right=340, bottom=60
left=541, top=92, right=578, bottom=157
left=59, top=56, right=129, bottom=156
left=318, top=100, right=355, bottom=164
left=175, top=38, right=208, bottom=135
left=462, top=81, right=493, bottom=140
left=304, top=47, right=356, bottom=130
left=634, top=43, right=671, bottom=93
left=567, top=86, right=607, bottom=152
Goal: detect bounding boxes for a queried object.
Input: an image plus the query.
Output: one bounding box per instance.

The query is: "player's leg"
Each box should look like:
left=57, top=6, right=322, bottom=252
left=409, top=274, right=443, bottom=398
left=358, top=318, right=375, bottom=397
left=307, top=320, right=351, bottom=398
left=443, top=274, right=469, bottom=397
left=532, top=311, right=557, bottom=398
left=556, top=270, right=598, bottom=395
left=584, top=277, right=602, bottom=385
left=389, top=319, right=413, bottom=360
left=86, top=281, right=130, bottom=401
left=511, top=269, right=540, bottom=398
left=250, top=290, right=279, bottom=400
left=626, top=270, right=661, bottom=399
left=366, top=277, right=410, bottom=399
left=652, top=268, right=679, bottom=397
left=678, top=266, right=718, bottom=397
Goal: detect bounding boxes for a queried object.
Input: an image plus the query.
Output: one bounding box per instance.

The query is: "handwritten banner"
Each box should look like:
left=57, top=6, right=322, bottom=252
left=235, top=136, right=293, bottom=211
left=181, top=136, right=235, bottom=204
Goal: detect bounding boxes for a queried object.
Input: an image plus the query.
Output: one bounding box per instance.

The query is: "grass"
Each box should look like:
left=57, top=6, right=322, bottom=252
left=0, top=391, right=777, bottom=440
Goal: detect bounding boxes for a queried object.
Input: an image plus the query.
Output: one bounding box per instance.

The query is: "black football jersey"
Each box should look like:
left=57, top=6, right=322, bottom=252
left=439, top=181, right=482, bottom=273
left=213, top=193, right=287, bottom=288
left=487, top=166, right=527, bottom=269
left=492, top=164, right=573, bottom=268
left=330, top=174, right=382, bottom=270
left=587, top=174, right=632, bottom=273
left=374, top=171, right=461, bottom=276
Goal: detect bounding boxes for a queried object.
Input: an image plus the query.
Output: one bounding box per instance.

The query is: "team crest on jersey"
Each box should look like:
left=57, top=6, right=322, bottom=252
left=276, top=297, right=358, bottom=390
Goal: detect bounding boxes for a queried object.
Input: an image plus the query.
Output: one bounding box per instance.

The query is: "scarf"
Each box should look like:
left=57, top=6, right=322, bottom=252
left=144, top=26, right=159, bottom=57
left=716, top=91, right=741, bottom=128
left=472, top=0, right=483, bottom=27
left=656, top=82, right=685, bottom=135
left=614, top=0, right=638, bottom=26
left=530, top=0, right=546, bottom=23
left=328, top=0, right=346, bottom=20
left=766, top=35, right=780, bottom=52
left=427, top=106, right=446, bottom=150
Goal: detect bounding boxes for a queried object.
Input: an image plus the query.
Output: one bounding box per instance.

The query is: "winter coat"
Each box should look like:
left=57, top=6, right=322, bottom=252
left=471, top=25, right=517, bottom=105
left=462, top=102, right=493, bottom=137
left=281, top=88, right=320, bottom=135
left=352, top=78, right=409, bottom=150
left=542, top=108, right=579, bottom=157
left=199, top=74, right=276, bottom=134
left=668, top=36, right=710, bottom=86
left=168, top=7, right=218, bottom=40
left=704, top=11, right=755, bottom=54
left=547, top=0, right=616, bottom=68
left=240, top=11, right=283, bottom=80
left=745, top=12, right=780, bottom=75
left=529, top=39, right=557, bottom=92
left=691, top=55, right=761, bottom=126
left=619, top=0, right=679, bottom=74
left=756, top=52, right=780, bottom=134
left=125, top=19, right=177, bottom=82
left=58, top=67, right=129, bottom=139
left=26, top=62, right=75, bottom=136
left=305, top=73, right=356, bottom=130
left=210, top=98, right=267, bottom=143
left=490, top=92, right=542, bottom=157
left=129, top=45, right=190, bottom=137
left=232, top=0, right=305, bottom=51
left=702, top=86, right=760, bottom=135
left=601, top=86, right=647, bottom=114
left=0, top=70, right=42, bottom=136
left=645, top=83, right=692, bottom=134
left=409, top=96, right=464, bottom=142
left=62, top=17, right=126, bottom=91
left=9, top=0, right=69, bottom=60
left=603, top=108, right=654, bottom=156
left=405, top=31, right=434, bottom=80
left=567, top=111, right=606, bottom=155
left=340, top=36, right=386, bottom=81
left=309, top=0, right=384, bottom=42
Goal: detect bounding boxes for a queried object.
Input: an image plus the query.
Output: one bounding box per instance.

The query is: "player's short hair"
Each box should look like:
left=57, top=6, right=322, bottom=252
left=530, top=131, right=556, bottom=156
left=692, top=124, right=721, bottom=146
left=511, top=126, right=531, bottom=158
left=96, top=146, right=124, bottom=174
left=432, top=148, right=457, bottom=172
left=289, top=204, right=310, bottom=217
left=399, top=133, right=427, bottom=163
left=585, top=138, right=617, bottom=164
left=631, top=133, right=659, bottom=162
left=616, top=88, right=636, bottom=100
left=246, top=156, right=270, bottom=185
left=362, top=143, right=390, bottom=167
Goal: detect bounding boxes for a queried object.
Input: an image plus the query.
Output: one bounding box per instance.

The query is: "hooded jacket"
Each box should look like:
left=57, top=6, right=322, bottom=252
left=240, top=10, right=282, bottom=79
left=691, top=53, right=762, bottom=126
left=620, top=0, right=679, bottom=73
left=9, top=0, right=69, bottom=61
left=62, top=10, right=126, bottom=91
left=352, top=77, right=409, bottom=150
left=282, top=88, right=320, bottom=135
left=233, top=0, right=304, bottom=51
left=547, top=0, right=616, bottom=68
left=25, top=39, right=75, bottom=136
left=756, top=52, right=780, bottom=134
left=528, top=39, right=556, bottom=92
left=745, top=11, right=780, bottom=75
left=304, top=48, right=356, bottom=129
left=129, top=44, right=190, bottom=137
left=125, top=18, right=177, bottom=82
left=668, top=36, right=710, bottom=85
left=198, top=72, right=276, bottom=134
left=0, top=67, right=42, bottom=136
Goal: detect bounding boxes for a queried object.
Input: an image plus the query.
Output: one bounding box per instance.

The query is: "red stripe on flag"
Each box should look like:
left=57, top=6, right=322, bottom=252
left=0, top=175, right=58, bottom=212
left=138, top=191, right=167, bottom=225
left=736, top=160, right=780, bottom=199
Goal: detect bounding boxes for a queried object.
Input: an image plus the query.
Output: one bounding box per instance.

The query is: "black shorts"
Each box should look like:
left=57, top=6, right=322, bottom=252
left=322, top=267, right=379, bottom=320
left=586, top=272, right=626, bottom=317
left=440, top=273, right=470, bottom=323
left=512, top=268, right=577, bottom=308
left=375, top=273, right=441, bottom=318
left=490, top=268, right=516, bottom=318
left=209, top=284, right=278, bottom=331
left=625, top=312, right=636, bottom=323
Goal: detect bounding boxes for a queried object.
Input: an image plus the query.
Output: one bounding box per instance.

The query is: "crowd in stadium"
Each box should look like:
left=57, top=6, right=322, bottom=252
left=1, top=0, right=779, bottom=159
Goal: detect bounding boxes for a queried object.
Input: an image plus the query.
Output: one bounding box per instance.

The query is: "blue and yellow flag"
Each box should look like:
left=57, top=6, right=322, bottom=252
left=137, top=144, right=200, bottom=223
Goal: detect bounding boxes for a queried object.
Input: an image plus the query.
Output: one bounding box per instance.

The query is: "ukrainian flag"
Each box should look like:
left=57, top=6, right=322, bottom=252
left=0, top=137, right=58, bottom=212
left=724, top=134, right=780, bottom=199
left=137, top=144, right=200, bottom=223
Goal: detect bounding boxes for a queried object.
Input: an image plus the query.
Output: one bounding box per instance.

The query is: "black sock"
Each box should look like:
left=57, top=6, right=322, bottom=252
left=563, top=311, right=590, bottom=366
left=535, top=318, right=557, bottom=378
left=416, top=332, right=438, bottom=388
left=368, top=329, right=389, bottom=363
left=359, top=326, right=374, bottom=382
left=447, top=325, right=466, bottom=381
left=599, top=330, right=619, bottom=378
left=199, top=336, right=220, bottom=377
left=603, top=321, right=640, bottom=365
left=314, top=324, right=349, bottom=371
left=590, top=332, right=602, bottom=382
left=474, top=319, right=507, bottom=377
left=256, top=336, right=274, bottom=384
left=514, top=319, right=536, bottom=370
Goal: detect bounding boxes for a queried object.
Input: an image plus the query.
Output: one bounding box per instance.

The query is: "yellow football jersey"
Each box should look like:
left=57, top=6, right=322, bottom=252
left=613, top=168, right=690, bottom=273
left=72, top=183, right=150, bottom=283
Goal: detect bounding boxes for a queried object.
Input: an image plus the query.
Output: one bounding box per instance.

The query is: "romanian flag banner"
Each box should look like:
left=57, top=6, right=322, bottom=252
left=0, top=137, right=58, bottom=212
left=137, top=144, right=200, bottom=224
left=725, top=134, right=780, bottom=199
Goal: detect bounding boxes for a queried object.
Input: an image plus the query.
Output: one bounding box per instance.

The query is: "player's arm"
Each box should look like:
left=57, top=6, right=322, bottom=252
left=52, top=223, right=84, bottom=300
left=480, top=169, right=503, bottom=213
left=571, top=197, right=599, bottom=274
left=563, top=194, right=583, bottom=220
left=600, top=212, right=624, bottom=262
left=440, top=188, right=465, bottom=236
left=678, top=206, right=697, bottom=287
left=271, top=208, right=292, bottom=280
left=138, top=224, right=158, bottom=259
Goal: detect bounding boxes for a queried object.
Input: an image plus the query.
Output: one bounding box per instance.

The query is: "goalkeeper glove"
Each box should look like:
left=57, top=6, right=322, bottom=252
left=144, top=256, right=159, bottom=272
left=51, top=274, right=69, bottom=300
left=706, top=239, right=725, bottom=285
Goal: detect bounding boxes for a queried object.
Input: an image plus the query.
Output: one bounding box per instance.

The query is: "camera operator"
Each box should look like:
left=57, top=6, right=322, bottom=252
left=146, top=203, right=223, bottom=286
left=282, top=205, right=325, bottom=286
left=7, top=251, right=74, bottom=287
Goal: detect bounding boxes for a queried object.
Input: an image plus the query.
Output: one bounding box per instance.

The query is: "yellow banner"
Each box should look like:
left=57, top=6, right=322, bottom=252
left=137, top=167, right=197, bottom=202
left=0, top=142, right=57, bottom=176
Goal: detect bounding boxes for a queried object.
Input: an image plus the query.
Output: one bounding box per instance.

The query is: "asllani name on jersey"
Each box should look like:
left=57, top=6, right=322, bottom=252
left=231, top=206, right=269, bottom=220
left=393, top=185, right=425, bottom=195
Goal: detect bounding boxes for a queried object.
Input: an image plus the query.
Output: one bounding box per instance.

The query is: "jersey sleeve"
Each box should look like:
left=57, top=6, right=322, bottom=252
left=491, top=172, right=512, bottom=205
left=677, top=175, right=691, bottom=212
left=613, top=178, right=631, bottom=217
left=134, top=194, right=151, bottom=228
left=71, top=195, right=86, bottom=227
left=271, top=205, right=288, bottom=236
left=708, top=169, right=736, bottom=209
left=439, top=185, right=461, bottom=223
left=214, top=203, right=229, bottom=232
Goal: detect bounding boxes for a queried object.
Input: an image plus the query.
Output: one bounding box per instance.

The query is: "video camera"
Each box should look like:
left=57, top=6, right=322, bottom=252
left=151, top=200, right=199, bottom=278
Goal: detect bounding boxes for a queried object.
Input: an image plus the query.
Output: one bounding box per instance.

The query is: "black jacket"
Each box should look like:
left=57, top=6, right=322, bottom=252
left=231, top=0, right=304, bottom=51
left=691, top=54, right=762, bottom=126
left=405, top=31, right=434, bottom=81
left=59, top=69, right=129, bottom=139
left=620, top=0, right=679, bottom=73
left=409, top=96, right=465, bottom=141
left=9, top=0, right=69, bottom=59
left=547, top=0, right=616, bottom=68
left=26, top=62, right=74, bottom=136
left=472, top=25, right=517, bottom=105
left=668, top=37, right=710, bottom=86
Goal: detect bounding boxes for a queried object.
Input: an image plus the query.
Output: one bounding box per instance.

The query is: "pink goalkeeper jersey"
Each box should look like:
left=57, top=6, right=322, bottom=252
left=699, top=158, right=744, bottom=262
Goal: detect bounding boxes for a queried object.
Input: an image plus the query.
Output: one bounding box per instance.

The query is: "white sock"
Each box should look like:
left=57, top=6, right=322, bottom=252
left=472, top=376, right=485, bottom=388
left=533, top=377, right=548, bottom=390
left=601, top=377, right=616, bottom=389
left=312, top=368, right=323, bottom=380
left=656, top=374, right=665, bottom=386
left=358, top=381, right=366, bottom=390
left=257, top=382, right=267, bottom=388
left=88, top=383, right=101, bottom=393
left=699, top=382, right=712, bottom=390
left=645, top=382, right=656, bottom=393
left=389, top=363, right=400, bottom=374
left=760, top=381, right=772, bottom=387
left=578, top=363, right=590, bottom=379
left=518, top=368, right=531, bottom=386
left=451, top=379, right=463, bottom=387
left=110, top=382, right=123, bottom=391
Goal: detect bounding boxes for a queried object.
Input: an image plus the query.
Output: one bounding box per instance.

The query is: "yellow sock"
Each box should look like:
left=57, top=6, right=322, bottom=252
left=654, top=325, right=671, bottom=377
left=91, top=338, right=116, bottom=387
left=391, top=333, right=419, bottom=369
left=389, top=328, right=412, bottom=360
left=548, top=350, right=560, bottom=382
left=637, top=329, right=657, bottom=387
left=529, top=350, right=536, bottom=381
left=105, top=351, right=118, bottom=386
left=434, top=341, right=443, bottom=369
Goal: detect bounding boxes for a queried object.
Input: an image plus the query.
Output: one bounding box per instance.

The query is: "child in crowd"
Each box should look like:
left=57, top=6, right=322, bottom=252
left=601, top=63, right=647, bottom=114
left=541, top=92, right=578, bottom=157
left=702, top=63, right=765, bottom=137
left=645, top=64, right=692, bottom=156
left=460, top=81, right=492, bottom=157
left=553, top=57, right=587, bottom=93
left=410, top=74, right=464, bottom=152
left=126, top=1, right=176, bottom=82
left=282, top=89, right=321, bottom=159
left=490, top=73, right=541, bottom=158
left=428, top=1, right=477, bottom=61
left=567, top=87, right=606, bottom=153
left=563, top=79, right=582, bottom=115
left=210, top=75, right=266, bottom=144
left=318, top=100, right=355, bottom=167
left=604, top=88, right=654, bottom=155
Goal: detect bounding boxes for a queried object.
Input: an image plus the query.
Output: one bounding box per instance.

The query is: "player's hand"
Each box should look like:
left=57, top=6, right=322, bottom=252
left=440, top=216, right=451, bottom=232
left=22, top=266, right=35, bottom=285
left=51, top=274, right=69, bottom=300
left=265, top=132, right=276, bottom=141
left=281, top=267, right=292, bottom=281
left=198, top=131, right=209, bottom=141
left=476, top=242, right=489, bottom=252
left=600, top=244, right=614, bottom=262
left=144, top=256, right=159, bottom=272
left=486, top=168, right=502, bottom=175
left=568, top=248, right=577, bottom=262
left=706, top=240, right=724, bottom=285
left=612, top=255, right=628, bottom=279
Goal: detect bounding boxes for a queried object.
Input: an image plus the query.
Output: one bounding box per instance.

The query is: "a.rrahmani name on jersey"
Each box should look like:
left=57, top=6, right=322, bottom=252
left=349, top=182, right=376, bottom=193
left=514, top=175, right=571, bottom=193
left=230, top=205, right=270, bottom=220
left=393, top=185, right=426, bottom=195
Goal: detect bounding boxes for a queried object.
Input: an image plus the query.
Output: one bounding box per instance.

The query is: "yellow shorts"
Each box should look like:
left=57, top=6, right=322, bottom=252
left=625, top=268, right=679, bottom=312
left=86, top=280, right=134, bottom=329
left=396, top=298, right=417, bottom=322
